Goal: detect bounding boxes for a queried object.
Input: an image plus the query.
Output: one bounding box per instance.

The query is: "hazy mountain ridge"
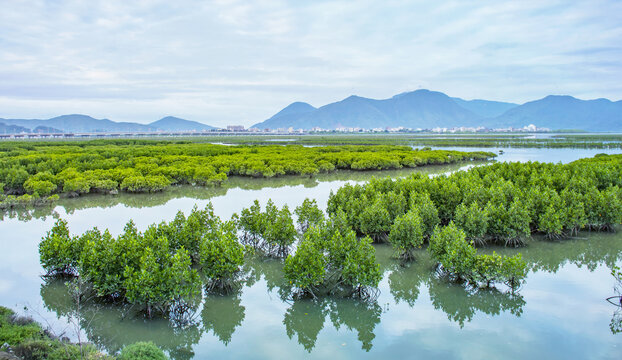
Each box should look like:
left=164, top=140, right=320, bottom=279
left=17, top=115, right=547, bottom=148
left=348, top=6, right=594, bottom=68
left=0, top=122, right=30, bottom=134
left=252, top=90, right=622, bottom=131
left=493, top=95, right=622, bottom=131
left=253, top=102, right=316, bottom=129
left=252, top=90, right=484, bottom=130
left=2, top=91, right=621, bottom=133
left=450, top=98, right=518, bottom=118
left=149, top=116, right=216, bottom=131
left=0, top=114, right=217, bottom=133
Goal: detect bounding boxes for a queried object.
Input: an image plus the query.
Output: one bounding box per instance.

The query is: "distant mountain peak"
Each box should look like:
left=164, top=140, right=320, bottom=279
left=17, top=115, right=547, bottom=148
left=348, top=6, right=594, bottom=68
left=542, top=94, right=576, bottom=101
left=393, top=89, right=438, bottom=96
left=251, top=89, right=621, bottom=131
left=252, top=89, right=481, bottom=130
left=0, top=114, right=217, bottom=133
left=343, top=95, right=367, bottom=101
left=50, top=114, right=98, bottom=120
left=149, top=116, right=215, bottom=131
left=288, top=101, right=314, bottom=107
left=276, top=102, right=316, bottom=115
left=251, top=101, right=317, bottom=129
left=494, top=94, right=622, bottom=130
left=159, top=115, right=183, bottom=120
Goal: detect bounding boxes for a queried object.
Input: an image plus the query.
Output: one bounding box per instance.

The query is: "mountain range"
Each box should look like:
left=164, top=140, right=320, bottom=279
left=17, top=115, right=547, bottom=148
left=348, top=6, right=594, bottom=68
left=0, top=115, right=216, bottom=134
left=1, top=90, right=621, bottom=133
left=252, top=90, right=622, bottom=131
left=491, top=95, right=622, bottom=131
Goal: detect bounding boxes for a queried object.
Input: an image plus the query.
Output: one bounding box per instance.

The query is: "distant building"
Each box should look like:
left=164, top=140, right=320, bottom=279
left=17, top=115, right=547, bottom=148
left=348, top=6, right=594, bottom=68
left=524, top=124, right=537, bottom=132
left=227, top=125, right=245, bottom=131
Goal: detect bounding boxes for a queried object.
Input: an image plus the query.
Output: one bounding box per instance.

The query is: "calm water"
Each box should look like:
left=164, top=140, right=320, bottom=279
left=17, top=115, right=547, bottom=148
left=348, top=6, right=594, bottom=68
left=433, top=146, right=621, bottom=163
left=1, top=148, right=621, bottom=359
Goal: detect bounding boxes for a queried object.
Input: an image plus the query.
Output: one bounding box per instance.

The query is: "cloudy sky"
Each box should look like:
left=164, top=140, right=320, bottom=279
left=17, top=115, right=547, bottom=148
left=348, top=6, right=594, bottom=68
left=1, top=0, right=621, bottom=127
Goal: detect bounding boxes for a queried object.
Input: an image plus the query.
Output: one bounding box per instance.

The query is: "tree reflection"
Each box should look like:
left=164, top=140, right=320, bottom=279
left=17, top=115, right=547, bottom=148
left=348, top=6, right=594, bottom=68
left=328, top=298, right=381, bottom=351
left=486, top=231, right=622, bottom=274
left=0, top=205, right=59, bottom=221
left=201, top=292, right=245, bottom=345
left=283, top=299, right=329, bottom=352
left=283, top=297, right=382, bottom=352
left=427, top=277, right=525, bottom=328
left=610, top=308, right=622, bottom=334
left=608, top=265, right=622, bottom=334
left=243, top=256, right=290, bottom=300
left=40, top=279, right=202, bottom=360
left=387, top=260, right=429, bottom=306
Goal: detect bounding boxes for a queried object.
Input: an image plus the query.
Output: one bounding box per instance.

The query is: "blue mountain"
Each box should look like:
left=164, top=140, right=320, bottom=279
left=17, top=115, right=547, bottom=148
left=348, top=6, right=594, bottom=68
left=0, top=114, right=218, bottom=133
left=253, top=90, right=621, bottom=131
left=493, top=95, right=622, bottom=131
left=451, top=98, right=518, bottom=118
left=0, top=114, right=157, bottom=133
left=149, top=116, right=216, bottom=131
left=252, top=102, right=316, bottom=129
left=0, top=122, right=30, bottom=134
left=252, top=90, right=482, bottom=130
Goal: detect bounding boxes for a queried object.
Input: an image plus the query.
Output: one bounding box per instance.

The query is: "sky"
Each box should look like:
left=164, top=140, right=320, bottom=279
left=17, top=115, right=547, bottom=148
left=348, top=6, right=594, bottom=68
left=1, top=0, right=621, bottom=127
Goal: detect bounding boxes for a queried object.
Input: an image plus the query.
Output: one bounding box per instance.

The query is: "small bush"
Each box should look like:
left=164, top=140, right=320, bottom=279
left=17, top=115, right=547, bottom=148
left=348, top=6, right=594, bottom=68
left=118, top=342, right=168, bottom=360
left=0, top=307, right=44, bottom=347
left=12, top=339, right=54, bottom=360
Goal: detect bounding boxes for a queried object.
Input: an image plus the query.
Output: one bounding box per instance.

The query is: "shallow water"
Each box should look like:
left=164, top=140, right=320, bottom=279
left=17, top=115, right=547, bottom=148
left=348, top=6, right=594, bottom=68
left=432, top=146, right=621, bottom=163
left=1, top=148, right=621, bottom=359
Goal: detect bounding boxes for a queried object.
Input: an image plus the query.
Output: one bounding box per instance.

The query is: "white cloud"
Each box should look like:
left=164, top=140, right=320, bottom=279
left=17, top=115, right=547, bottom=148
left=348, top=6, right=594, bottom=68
left=0, top=0, right=621, bottom=126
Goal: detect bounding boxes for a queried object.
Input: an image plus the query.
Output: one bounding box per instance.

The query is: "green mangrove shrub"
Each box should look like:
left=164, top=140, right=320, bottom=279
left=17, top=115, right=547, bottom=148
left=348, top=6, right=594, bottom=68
left=38, top=203, right=246, bottom=318
left=39, top=219, right=83, bottom=276
left=124, top=246, right=201, bottom=318
left=235, top=199, right=296, bottom=257
left=199, top=220, right=245, bottom=292
left=294, top=198, right=324, bottom=233
left=428, top=222, right=527, bottom=289
left=387, top=210, right=424, bottom=260
left=327, top=155, right=622, bottom=246
left=0, top=140, right=494, bottom=205
left=283, top=215, right=382, bottom=299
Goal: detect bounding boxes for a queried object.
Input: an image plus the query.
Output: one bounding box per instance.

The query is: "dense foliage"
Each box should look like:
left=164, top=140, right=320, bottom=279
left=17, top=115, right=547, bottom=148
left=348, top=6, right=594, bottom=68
left=37, top=153, right=621, bottom=321
left=387, top=210, right=425, bottom=260
left=283, top=211, right=382, bottom=299
left=235, top=199, right=297, bottom=257
left=328, top=154, right=622, bottom=244
left=0, top=140, right=494, bottom=209
left=428, top=222, right=527, bottom=289
left=294, top=198, right=325, bottom=233
left=39, top=197, right=386, bottom=319
left=327, top=154, right=622, bottom=285
left=39, top=204, right=245, bottom=317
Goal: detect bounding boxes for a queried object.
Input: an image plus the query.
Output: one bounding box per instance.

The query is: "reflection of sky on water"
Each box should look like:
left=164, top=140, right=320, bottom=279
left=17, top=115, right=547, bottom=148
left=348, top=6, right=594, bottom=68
left=433, top=147, right=621, bottom=163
